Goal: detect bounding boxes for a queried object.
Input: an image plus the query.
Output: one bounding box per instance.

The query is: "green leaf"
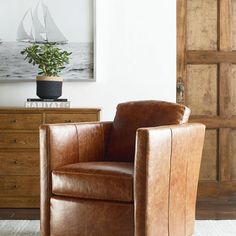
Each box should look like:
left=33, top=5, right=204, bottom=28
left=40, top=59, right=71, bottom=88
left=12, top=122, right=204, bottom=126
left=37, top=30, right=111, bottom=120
left=20, top=43, right=72, bottom=76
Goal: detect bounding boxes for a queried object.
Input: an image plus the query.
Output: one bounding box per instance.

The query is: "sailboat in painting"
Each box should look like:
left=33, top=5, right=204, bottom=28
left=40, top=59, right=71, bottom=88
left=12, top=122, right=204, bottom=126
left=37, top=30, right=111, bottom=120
left=17, top=0, right=67, bottom=44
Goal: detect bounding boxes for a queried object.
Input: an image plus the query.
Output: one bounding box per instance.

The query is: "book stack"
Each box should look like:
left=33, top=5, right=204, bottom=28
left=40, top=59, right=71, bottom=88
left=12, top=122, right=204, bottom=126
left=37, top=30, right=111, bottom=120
left=25, top=99, right=70, bottom=108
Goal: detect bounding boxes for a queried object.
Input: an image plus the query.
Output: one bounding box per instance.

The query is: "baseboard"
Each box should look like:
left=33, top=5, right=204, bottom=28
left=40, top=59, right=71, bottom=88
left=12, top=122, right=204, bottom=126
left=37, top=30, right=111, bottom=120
left=0, top=209, right=40, bottom=220
left=196, top=200, right=236, bottom=220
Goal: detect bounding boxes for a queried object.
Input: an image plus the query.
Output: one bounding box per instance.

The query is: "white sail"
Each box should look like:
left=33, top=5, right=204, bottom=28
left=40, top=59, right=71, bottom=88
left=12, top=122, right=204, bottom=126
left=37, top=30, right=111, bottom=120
left=17, top=9, right=34, bottom=42
left=29, top=29, right=34, bottom=41
left=42, top=3, right=67, bottom=43
left=32, top=3, right=46, bottom=42
left=16, top=0, right=68, bottom=44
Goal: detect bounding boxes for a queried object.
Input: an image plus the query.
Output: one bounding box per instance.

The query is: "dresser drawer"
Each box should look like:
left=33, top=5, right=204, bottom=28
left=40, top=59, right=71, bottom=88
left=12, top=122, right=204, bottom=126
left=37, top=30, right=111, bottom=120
left=45, top=113, right=98, bottom=124
left=0, top=151, right=39, bottom=175
left=0, top=176, right=39, bottom=197
left=0, top=114, right=42, bottom=130
left=0, top=197, right=39, bottom=208
left=0, top=132, right=39, bottom=149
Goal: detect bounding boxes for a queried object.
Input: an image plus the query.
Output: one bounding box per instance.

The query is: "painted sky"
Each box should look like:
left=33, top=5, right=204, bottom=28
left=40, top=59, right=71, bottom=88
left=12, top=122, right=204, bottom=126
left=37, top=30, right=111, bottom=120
left=0, top=0, right=94, bottom=42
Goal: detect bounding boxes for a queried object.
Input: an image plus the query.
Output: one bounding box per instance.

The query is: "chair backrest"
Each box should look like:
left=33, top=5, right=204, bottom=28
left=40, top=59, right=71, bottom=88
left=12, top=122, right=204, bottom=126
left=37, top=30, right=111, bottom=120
left=105, top=100, right=191, bottom=162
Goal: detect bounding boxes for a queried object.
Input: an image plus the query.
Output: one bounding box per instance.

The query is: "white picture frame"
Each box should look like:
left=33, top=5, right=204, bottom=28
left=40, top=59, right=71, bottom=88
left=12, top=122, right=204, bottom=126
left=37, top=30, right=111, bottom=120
left=0, top=0, right=96, bottom=82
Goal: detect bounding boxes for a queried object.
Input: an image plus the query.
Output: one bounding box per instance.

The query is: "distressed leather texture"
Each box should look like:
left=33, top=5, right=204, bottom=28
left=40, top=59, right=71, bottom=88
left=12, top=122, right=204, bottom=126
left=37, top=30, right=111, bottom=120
left=105, top=100, right=190, bottom=162
left=40, top=122, right=113, bottom=236
left=50, top=197, right=134, bottom=236
left=52, top=162, right=134, bottom=202
left=40, top=101, right=205, bottom=236
left=134, top=123, right=205, bottom=236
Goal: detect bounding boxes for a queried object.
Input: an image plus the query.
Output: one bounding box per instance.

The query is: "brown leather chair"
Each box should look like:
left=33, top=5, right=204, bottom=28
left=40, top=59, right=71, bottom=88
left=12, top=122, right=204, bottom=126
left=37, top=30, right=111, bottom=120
left=40, top=101, right=205, bottom=236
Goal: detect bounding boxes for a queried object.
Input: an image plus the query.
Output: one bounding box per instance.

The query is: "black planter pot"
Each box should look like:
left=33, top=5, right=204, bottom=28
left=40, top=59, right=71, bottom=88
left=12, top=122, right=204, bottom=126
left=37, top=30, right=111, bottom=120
left=36, top=76, right=62, bottom=100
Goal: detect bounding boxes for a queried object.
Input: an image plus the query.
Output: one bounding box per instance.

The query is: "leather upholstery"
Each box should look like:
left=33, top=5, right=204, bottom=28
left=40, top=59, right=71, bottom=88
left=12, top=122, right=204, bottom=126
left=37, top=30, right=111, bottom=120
left=134, top=123, right=205, bottom=236
left=50, top=197, right=134, bottom=236
left=52, top=162, right=134, bottom=202
left=40, top=101, right=205, bottom=236
left=40, top=122, right=112, bottom=236
left=106, top=100, right=190, bottom=162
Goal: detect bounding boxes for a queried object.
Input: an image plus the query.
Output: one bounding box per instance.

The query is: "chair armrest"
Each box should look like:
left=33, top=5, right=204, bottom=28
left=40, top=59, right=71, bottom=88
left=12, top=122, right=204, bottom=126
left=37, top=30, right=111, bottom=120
left=134, top=123, right=205, bottom=236
left=39, top=121, right=112, bottom=236
left=40, top=121, right=113, bottom=170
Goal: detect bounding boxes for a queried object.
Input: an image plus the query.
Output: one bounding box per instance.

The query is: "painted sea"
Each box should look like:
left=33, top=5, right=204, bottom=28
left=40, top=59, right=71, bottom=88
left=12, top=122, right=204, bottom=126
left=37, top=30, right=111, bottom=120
left=0, top=42, right=94, bottom=82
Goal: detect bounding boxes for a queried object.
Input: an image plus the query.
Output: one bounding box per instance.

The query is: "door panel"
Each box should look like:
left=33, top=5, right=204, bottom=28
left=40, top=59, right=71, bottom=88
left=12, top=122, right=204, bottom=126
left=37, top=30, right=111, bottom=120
left=186, top=64, right=218, bottom=116
left=232, top=0, right=236, bottom=49
left=187, top=0, right=218, bottom=50
left=229, top=129, right=236, bottom=179
left=230, top=65, right=236, bottom=115
left=200, top=129, right=218, bottom=181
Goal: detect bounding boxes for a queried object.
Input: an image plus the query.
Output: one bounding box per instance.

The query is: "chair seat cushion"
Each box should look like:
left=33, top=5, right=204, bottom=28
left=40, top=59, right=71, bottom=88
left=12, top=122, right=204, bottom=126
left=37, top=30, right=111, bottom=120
left=52, top=162, right=134, bottom=202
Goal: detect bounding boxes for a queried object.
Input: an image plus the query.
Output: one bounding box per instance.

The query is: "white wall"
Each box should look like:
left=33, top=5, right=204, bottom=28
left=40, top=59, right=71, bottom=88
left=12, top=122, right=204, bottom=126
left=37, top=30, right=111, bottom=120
left=0, top=0, right=176, bottom=120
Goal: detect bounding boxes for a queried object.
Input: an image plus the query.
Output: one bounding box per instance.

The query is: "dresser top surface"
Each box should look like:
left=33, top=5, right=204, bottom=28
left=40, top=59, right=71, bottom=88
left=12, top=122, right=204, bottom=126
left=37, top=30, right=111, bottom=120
left=0, top=107, right=101, bottom=113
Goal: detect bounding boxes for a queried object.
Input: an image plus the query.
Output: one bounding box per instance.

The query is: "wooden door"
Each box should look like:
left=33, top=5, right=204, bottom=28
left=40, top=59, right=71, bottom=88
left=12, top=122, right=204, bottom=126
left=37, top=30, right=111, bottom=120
left=177, top=0, right=236, bottom=219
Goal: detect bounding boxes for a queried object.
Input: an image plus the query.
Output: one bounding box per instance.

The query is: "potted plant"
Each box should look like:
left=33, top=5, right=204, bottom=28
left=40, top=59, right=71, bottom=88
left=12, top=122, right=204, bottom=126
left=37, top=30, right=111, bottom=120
left=21, top=43, right=71, bottom=99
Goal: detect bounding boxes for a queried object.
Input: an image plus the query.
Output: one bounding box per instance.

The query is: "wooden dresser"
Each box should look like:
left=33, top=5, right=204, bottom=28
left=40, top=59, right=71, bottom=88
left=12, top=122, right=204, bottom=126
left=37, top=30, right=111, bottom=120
left=0, top=108, right=100, bottom=209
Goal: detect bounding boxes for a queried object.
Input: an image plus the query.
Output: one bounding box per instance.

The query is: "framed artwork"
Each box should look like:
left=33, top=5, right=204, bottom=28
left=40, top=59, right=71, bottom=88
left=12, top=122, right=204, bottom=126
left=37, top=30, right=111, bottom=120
left=0, top=0, right=95, bottom=82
